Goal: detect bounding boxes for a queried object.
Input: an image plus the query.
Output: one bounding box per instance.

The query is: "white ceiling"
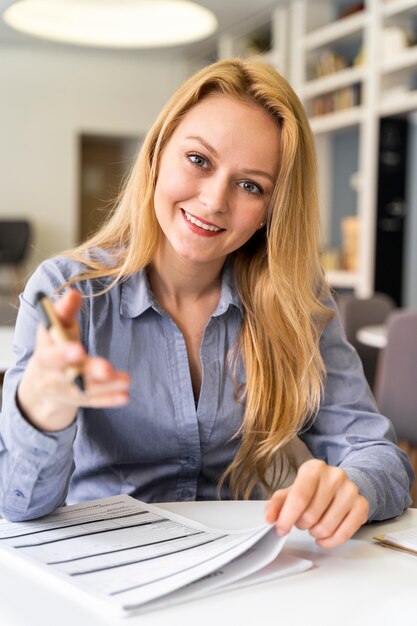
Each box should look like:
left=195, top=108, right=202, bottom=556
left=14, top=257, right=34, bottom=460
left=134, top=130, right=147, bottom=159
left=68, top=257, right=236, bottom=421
left=0, top=0, right=285, bottom=58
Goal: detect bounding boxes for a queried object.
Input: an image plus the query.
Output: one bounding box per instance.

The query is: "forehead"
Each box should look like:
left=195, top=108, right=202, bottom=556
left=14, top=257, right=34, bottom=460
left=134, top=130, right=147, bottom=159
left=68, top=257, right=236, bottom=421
left=169, top=93, right=281, bottom=169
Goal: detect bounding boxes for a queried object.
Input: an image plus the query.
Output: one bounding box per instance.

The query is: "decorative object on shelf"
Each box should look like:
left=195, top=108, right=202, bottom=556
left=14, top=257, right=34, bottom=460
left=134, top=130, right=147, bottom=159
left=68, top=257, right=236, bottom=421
left=321, top=248, right=341, bottom=272
left=382, top=26, right=413, bottom=61
left=338, top=2, right=365, bottom=19
left=341, top=216, right=359, bottom=272
left=244, top=30, right=272, bottom=59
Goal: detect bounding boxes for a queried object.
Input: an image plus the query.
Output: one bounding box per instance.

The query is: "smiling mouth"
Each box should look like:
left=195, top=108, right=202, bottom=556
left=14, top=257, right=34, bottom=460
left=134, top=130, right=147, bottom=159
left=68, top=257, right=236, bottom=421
left=181, top=209, right=224, bottom=233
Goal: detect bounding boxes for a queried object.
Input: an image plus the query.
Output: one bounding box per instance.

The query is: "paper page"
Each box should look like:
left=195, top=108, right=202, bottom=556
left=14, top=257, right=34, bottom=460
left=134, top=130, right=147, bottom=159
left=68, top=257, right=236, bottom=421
left=384, top=527, right=417, bottom=551
left=0, top=495, right=290, bottom=616
left=131, top=530, right=312, bottom=615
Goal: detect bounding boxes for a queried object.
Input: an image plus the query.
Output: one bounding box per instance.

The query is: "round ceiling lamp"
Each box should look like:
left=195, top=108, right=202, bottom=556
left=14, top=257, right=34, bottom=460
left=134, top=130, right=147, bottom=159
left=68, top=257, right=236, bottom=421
left=2, top=0, right=218, bottom=48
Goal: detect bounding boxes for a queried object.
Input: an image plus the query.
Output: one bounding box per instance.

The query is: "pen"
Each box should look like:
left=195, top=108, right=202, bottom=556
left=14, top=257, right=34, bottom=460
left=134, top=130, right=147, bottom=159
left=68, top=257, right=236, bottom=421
left=35, top=291, right=85, bottom=390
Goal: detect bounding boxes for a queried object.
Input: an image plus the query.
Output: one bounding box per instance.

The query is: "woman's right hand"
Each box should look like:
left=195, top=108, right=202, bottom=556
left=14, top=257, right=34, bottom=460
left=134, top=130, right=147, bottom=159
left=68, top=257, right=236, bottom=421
left=17, top=289, right=131, bottom=432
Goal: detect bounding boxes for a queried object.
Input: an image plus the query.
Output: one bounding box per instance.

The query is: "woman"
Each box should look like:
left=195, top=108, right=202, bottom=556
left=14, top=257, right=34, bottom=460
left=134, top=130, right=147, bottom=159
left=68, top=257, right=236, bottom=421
left=0, top=59, right=412, bottom=546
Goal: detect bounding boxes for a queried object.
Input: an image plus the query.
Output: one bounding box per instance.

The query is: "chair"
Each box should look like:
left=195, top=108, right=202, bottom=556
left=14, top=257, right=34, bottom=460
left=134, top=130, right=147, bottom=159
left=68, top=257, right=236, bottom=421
left=375, top=309, right=417, bottom=443
left=374, top=309, right=417, bottom=505
left=0, top=220, right=31, bottom=294
left=0, top=300, right=18, bottom=326
left=339, top=293, right=396, bottom=391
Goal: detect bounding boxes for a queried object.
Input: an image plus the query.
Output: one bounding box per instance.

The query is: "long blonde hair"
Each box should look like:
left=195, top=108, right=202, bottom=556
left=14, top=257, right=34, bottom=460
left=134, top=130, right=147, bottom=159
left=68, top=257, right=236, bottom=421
left=64, top=58, right=332, bottom=498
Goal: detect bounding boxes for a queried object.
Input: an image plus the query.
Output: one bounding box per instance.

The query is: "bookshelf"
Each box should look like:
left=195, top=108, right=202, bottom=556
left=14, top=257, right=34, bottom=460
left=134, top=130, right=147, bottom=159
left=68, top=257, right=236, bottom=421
left=188, top=0, right=417, bottom=297
left=290, top=0, right=417, bottom=296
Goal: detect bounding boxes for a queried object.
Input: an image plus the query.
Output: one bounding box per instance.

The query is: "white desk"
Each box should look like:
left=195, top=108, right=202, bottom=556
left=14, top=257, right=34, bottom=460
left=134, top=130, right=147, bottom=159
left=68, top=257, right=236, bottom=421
left=0, top=501, right=416, bottom=626
left=0, top=325, right=15, bottom=373
left=356, top=324, right=388, bottom=349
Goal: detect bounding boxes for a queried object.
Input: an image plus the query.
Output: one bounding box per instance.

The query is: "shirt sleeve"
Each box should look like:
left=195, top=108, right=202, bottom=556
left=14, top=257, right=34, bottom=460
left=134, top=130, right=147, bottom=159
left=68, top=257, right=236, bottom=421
left=0, top=258, right=83, bottom=521
left=300, top=297, right=414, bottom=522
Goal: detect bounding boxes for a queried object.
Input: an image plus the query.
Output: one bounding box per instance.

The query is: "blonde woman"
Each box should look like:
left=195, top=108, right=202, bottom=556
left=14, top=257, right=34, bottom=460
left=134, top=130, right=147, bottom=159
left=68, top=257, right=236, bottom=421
left=0, top=60, right=412, bottom=545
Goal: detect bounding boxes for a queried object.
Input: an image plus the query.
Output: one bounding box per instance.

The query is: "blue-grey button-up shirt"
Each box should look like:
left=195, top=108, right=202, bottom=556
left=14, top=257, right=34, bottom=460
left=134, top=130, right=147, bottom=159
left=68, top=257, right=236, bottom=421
left=0, top=256, right=413, bottom=522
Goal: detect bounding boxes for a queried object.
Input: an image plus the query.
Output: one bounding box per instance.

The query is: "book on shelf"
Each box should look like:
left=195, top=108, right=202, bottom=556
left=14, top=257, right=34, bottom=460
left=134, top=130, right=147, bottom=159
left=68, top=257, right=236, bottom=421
left=0, top=495, right=312, bottom=617
left=311, top=84, right=361, bottom=117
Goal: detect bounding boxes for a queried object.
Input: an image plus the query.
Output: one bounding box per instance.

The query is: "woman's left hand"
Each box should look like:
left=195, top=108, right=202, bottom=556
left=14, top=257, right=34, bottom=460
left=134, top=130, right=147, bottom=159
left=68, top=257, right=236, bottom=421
left=264, top=459, right=369, bottom=548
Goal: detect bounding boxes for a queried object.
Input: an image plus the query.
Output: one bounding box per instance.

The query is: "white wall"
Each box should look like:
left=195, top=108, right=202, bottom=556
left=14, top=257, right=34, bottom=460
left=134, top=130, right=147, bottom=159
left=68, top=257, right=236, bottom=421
left=0, top=45, right=188, bottom=269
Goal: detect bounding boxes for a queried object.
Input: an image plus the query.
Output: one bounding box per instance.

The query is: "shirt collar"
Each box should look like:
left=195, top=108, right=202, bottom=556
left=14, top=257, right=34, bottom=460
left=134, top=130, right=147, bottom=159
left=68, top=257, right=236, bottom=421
left=120, top=262, right=242, bottom=319
left=120, top=269, right=161, bottom=318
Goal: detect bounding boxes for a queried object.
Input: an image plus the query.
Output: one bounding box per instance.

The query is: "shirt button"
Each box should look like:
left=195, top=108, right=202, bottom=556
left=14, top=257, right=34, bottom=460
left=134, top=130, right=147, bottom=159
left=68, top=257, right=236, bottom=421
left=14, top=490, right=24, bottom=498
left=181, top=488, right=192, bottom=499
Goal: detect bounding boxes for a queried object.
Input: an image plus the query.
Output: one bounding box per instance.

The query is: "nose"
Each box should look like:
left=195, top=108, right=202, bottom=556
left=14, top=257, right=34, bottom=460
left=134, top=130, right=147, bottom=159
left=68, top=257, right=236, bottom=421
left=199, top=173, right=230, bottom=214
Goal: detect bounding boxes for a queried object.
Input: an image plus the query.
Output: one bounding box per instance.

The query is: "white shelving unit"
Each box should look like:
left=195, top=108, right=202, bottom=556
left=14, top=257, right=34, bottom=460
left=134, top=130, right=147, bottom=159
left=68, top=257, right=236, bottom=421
left=216, top=4, right=289, bottom=76
left=189, top=0, right=417, bottom=297
left=289, top=0, right=417, bottom=296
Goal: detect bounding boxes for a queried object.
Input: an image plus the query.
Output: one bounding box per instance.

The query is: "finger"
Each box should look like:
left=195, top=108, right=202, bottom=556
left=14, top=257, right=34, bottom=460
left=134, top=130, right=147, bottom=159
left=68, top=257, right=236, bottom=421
left=84, top=377, right=131, bottom=396
left=83, top=391, right=130, bottom=408
left=83, top=357, right=130, bottom=385
left=274, top=461, right=324, bottom=534
left=45, top=375, right=130, bottom=408
left=295, top=466, right=347, bottom=531
left=265, top=488, right=290, bottom=524
left=315, top=497, right=369, bottom=549
left=308, top=479, right=362, bottom=540
left=34, top=339, right=87, bottom=371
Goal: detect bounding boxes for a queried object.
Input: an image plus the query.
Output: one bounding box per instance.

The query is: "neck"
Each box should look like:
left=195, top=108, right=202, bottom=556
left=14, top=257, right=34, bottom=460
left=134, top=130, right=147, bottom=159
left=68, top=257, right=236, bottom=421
left=147, top=244, right=225, bottom=307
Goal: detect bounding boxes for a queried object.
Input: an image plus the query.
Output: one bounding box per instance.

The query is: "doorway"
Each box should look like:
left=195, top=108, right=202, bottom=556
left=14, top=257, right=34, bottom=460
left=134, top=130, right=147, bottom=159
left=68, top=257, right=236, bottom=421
left=78, top=134, right=140, bottom=243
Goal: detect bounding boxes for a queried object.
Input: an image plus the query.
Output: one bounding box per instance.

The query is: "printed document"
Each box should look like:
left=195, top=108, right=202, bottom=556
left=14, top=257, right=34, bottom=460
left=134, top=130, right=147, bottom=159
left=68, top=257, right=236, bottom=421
left=0, top=495, right=312, bottom=616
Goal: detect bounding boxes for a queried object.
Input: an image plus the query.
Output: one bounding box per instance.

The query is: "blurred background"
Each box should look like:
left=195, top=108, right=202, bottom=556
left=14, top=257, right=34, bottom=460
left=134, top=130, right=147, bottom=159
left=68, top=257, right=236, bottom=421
left=0, top=0, right=416, bottom=306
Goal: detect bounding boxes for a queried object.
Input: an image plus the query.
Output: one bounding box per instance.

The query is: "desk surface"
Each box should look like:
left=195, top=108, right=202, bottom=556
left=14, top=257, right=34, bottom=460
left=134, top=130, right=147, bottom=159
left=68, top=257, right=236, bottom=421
left=356, top=324, right=388, bottom=349
left=0, top=501, right=416, bottom=626
left=0, top=325, right=14, bottom=372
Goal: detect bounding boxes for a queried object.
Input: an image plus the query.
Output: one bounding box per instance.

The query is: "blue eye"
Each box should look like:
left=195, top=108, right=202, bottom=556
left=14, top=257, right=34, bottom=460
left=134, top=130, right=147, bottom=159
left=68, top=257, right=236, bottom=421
left=239, top=181, right=262, bottom=195
left=187, top=153, right=209, bottom=168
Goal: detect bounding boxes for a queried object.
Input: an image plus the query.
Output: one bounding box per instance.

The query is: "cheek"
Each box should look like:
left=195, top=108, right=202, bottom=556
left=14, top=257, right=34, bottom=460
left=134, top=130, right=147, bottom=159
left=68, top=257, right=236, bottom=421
left=238, top=207, right=267, bottom=236
left=155, top=160, right=195, bottom=207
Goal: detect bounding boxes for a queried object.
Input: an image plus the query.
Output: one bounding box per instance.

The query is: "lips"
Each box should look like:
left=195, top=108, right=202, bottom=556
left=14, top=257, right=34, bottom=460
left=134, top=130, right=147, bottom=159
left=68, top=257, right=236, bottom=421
left=181, top=208, right=225, bottom=234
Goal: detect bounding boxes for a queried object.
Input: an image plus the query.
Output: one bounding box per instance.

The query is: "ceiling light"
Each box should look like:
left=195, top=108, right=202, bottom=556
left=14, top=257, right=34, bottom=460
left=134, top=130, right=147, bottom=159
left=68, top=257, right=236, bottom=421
left=2, top=0, right=218, bottom=48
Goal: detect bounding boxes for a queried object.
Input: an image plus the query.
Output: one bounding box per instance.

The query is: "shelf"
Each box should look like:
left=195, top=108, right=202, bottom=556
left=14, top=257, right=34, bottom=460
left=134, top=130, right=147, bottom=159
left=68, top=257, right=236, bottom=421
left=309, top=106, right=364, bottom=134
left=303, top=66, right=366, bottom=98
left=304, top=11, right=368, bottom=52
left=382, top=0, right=417, bottom=18
left=379, top=89, right=417, bottom=115
left=326, top=270, right=359, bottom=290
left=381, top=44, right=417, bottom=74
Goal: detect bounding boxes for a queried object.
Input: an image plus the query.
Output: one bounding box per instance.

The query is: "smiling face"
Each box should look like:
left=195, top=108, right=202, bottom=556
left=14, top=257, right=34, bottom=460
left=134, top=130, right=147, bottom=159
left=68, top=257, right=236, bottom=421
left=153, top=93, right=281, bottom=270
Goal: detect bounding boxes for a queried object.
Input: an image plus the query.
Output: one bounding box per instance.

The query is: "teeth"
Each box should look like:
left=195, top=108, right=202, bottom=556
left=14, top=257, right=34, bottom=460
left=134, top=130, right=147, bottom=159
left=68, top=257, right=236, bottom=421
left=184, top=210, right=222, bottom=232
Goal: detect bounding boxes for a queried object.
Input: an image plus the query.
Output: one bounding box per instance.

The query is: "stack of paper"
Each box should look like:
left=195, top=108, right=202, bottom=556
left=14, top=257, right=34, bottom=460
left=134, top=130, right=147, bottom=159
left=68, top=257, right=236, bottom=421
left=0, top=495, right=312, bottom=616
left=374, top=527, right=417, bottom=556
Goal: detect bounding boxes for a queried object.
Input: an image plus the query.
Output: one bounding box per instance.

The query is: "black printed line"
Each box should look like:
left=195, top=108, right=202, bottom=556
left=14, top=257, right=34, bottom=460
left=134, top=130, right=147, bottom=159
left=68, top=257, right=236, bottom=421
left=0, top=511, right=152, bottom=541
left=15, top=518, right=173, bottom=548
left=112, top=533, right=259, bottom=600
left=70, top=536, right=224, bottom=576
left=47, top=530, right=205, bottom=564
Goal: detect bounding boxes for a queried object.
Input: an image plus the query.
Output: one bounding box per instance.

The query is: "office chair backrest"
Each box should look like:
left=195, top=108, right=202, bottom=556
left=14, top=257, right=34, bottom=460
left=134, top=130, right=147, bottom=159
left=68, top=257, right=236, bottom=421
left=341, top=293, right=396, bottom=390
left=0, top=220, right=31, bottom=264
left=375, top=309, right=417, bottom=444
left=0, top=301, right=18, bottom=326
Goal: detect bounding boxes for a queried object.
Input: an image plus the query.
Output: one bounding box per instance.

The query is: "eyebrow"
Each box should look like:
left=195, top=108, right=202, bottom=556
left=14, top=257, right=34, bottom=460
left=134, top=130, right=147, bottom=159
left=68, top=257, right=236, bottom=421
left=185, top=135, right=276, bottom=184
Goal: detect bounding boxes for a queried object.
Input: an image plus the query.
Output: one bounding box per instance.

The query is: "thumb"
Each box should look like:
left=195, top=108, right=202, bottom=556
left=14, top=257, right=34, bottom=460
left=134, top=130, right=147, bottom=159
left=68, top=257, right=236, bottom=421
left=53, top=289, right=83, bottom=328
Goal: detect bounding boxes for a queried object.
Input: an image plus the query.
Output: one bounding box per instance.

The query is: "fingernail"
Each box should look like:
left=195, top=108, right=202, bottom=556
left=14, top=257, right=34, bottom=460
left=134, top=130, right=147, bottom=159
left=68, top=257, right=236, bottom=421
left=275, top=528, right=287, bottom=537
